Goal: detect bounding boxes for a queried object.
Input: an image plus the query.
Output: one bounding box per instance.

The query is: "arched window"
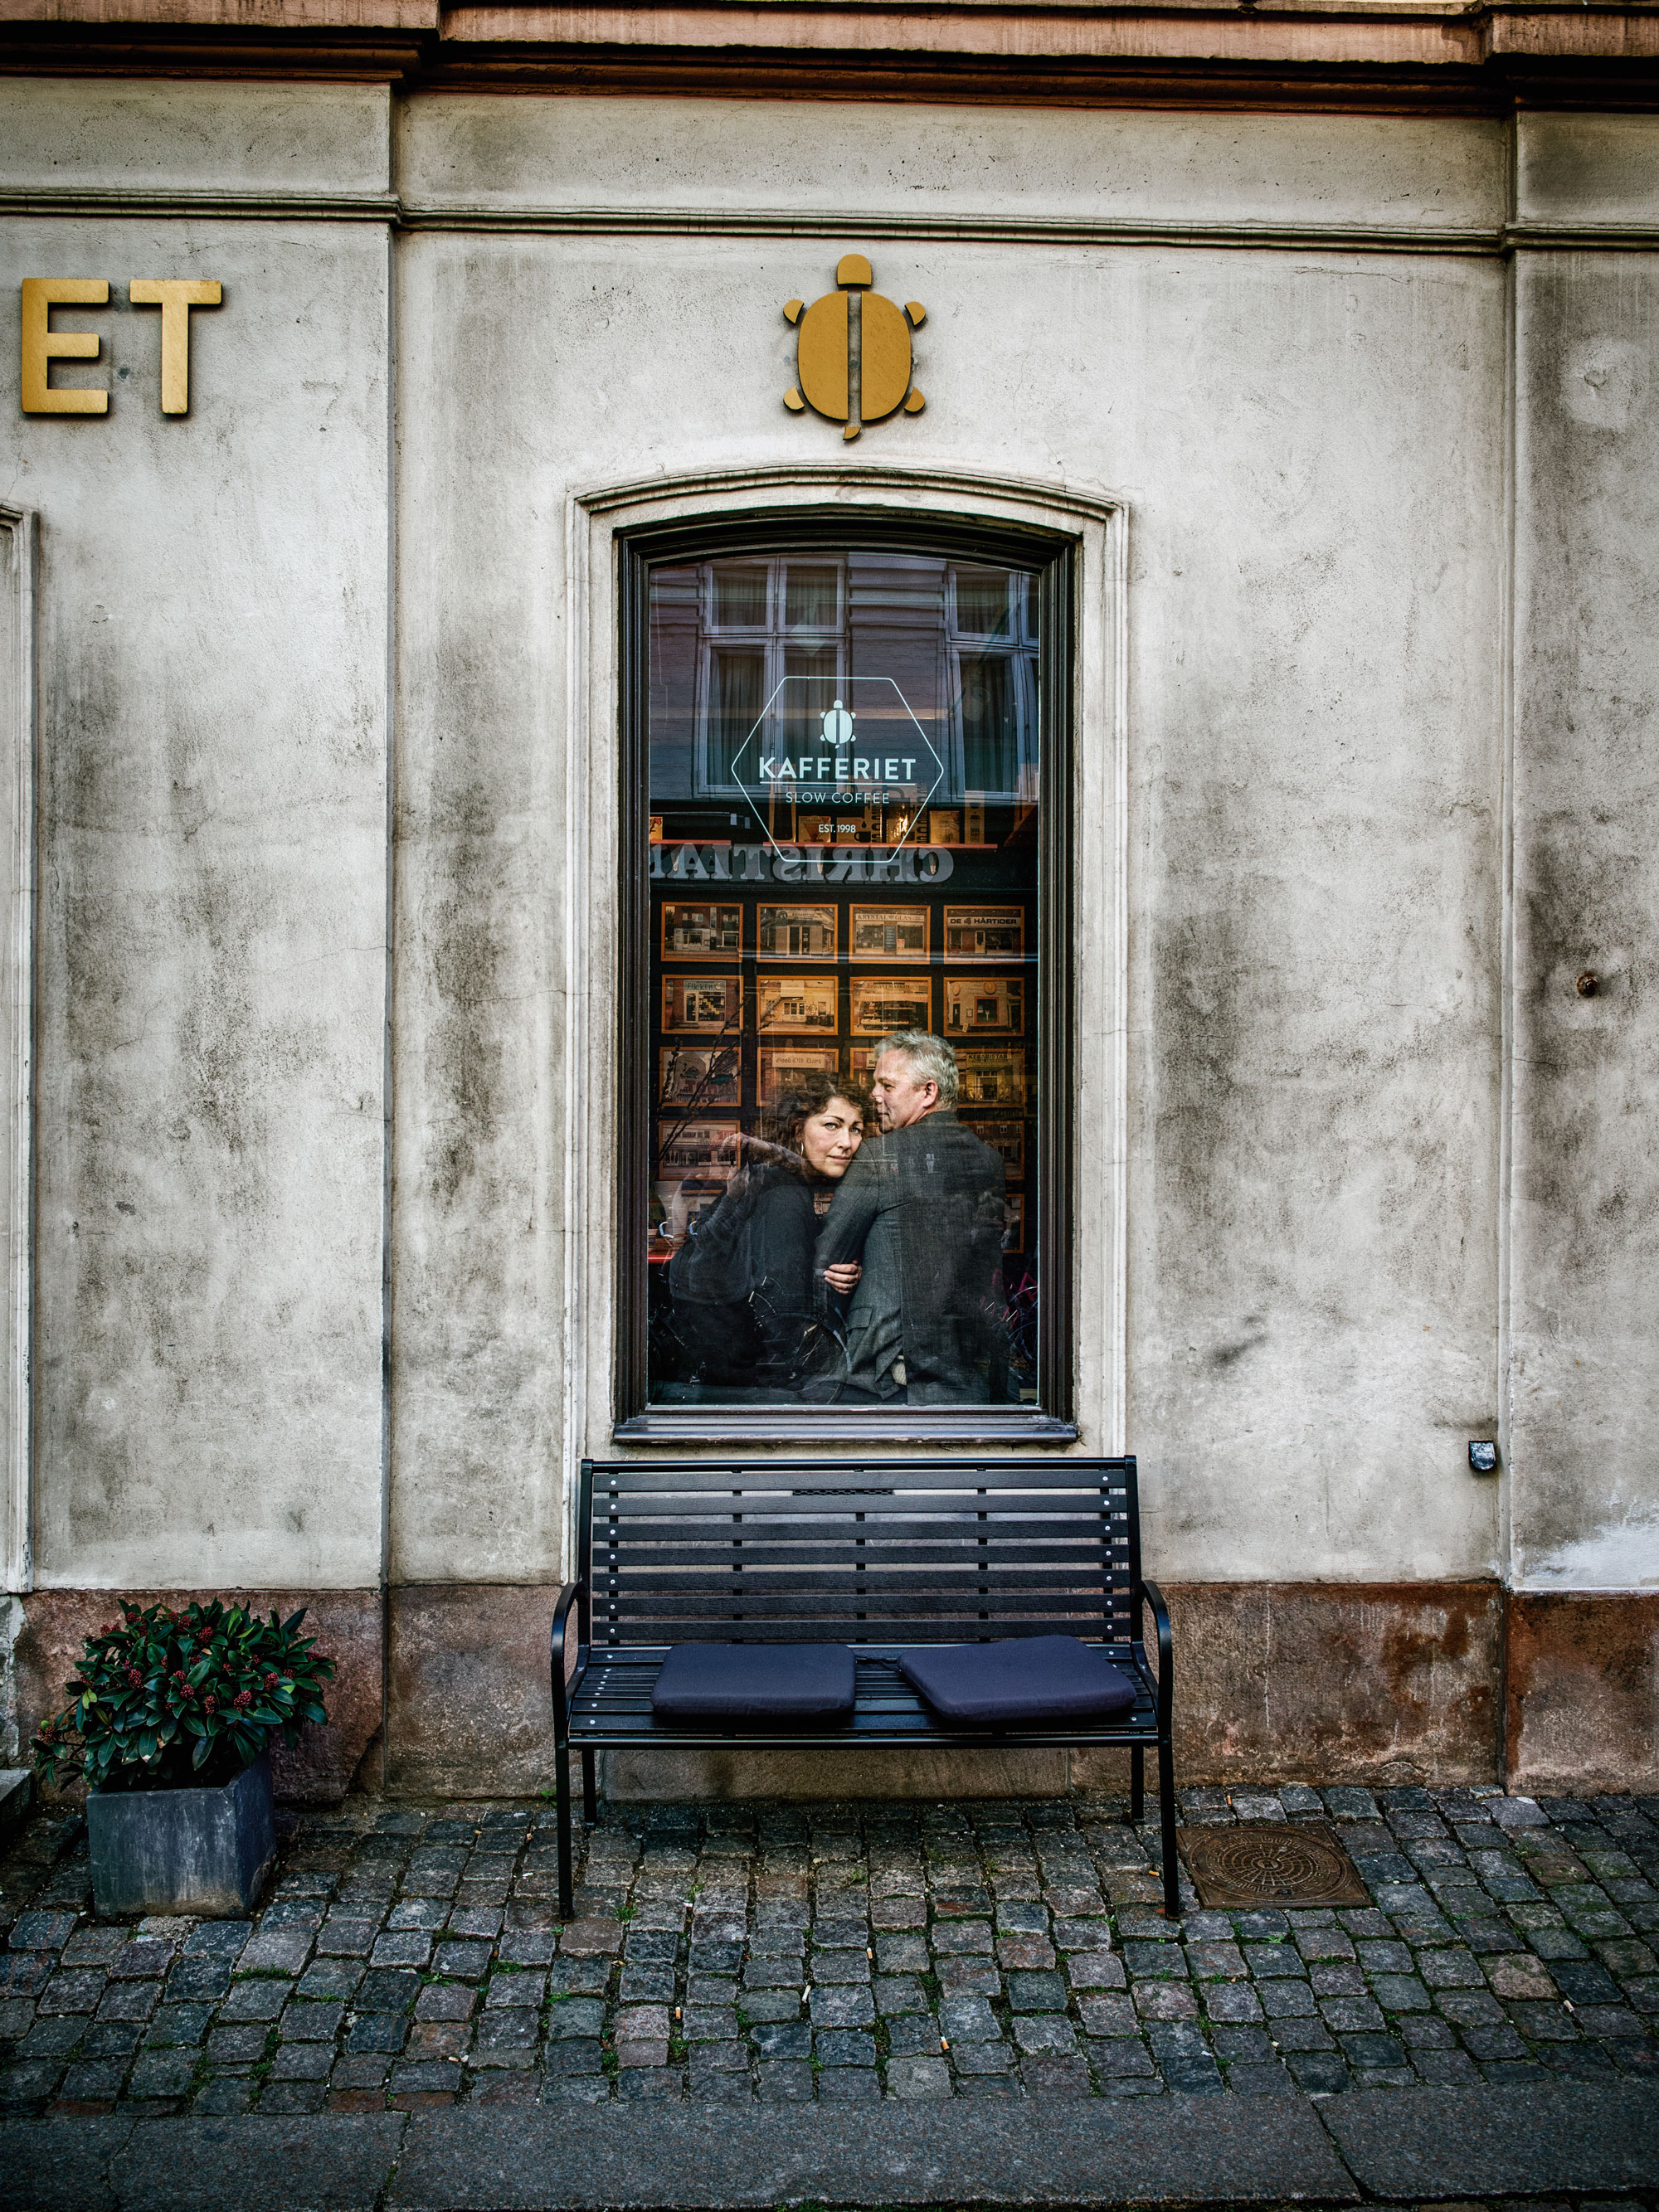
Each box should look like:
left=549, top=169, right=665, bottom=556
left=618, top=516, right=1073, bottom=1440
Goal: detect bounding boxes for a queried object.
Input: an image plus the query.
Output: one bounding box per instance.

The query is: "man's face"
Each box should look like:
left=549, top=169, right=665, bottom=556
left=872, top=1052, right=940, bottom=1130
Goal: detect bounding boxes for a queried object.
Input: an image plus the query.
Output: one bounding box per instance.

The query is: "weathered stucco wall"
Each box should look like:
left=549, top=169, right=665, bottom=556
left=1508, top=116, right=1659, bottom=1603
left=2, top=83, right=392, bottom=1591
left=0, top=80, right=392, bottom=200
left=394, top=94, right=1504, bottom=235
left=390, top=95, right=1506, bottom=1591
left=2, top=85, right=1656, bottom=1793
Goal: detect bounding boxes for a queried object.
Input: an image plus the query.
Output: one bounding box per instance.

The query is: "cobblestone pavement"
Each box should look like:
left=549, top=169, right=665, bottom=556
left=2, top=1782, right=1657, bottom=2117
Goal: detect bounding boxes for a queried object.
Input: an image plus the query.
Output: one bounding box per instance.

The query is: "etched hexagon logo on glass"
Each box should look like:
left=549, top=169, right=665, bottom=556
left=727, top=675, right=946, bottom=859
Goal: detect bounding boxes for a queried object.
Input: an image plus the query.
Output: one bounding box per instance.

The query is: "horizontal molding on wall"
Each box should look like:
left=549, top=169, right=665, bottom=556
left=1, top=188, right=1657, bottom=254
left=401, top=208, right=1659, bottom=253
left=0, top=187, right=400, bottom=221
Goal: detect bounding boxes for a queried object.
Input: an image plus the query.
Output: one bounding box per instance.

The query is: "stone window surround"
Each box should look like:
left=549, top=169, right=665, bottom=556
left=563, top=464, right=1126, bottom=1479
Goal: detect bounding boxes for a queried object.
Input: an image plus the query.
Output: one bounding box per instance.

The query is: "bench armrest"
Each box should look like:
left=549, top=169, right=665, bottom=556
left=1140, top=1578, right=1172, bottom=1733
left=549, top=1582, right=585, bottom=1743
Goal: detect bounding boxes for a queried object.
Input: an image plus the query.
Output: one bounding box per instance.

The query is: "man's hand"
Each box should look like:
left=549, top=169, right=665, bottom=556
left=822, top=1261, right=862, bottom=1294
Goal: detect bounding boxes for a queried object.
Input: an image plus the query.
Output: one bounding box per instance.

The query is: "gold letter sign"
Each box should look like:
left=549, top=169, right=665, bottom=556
left=21, top=278, right=223, bottom=414
left=784, top=255, right=925, bottom=442
left=20, top=278, right=109, bottom=415
left=129, top=279, right=222, bottom=414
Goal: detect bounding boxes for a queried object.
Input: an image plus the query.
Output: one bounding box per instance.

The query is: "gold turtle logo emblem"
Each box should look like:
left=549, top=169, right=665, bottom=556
left=784, top=255, right=926, bottom=442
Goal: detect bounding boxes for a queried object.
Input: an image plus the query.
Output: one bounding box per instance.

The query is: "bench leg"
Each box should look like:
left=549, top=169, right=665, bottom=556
left=581, top=1749, right=598, bottom=1826
left=555, top=1743, right=574, bottom=1922
left=1159, top=1739, right=1180, bottom=1917
left=1130, top=1744, right=1145, bottom=1826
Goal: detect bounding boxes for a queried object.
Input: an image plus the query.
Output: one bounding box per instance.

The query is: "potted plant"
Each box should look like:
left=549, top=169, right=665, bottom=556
left=33, top=1599, right=336, bottom=1917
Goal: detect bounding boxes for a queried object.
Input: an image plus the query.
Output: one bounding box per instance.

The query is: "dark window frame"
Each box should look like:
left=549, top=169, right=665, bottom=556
left=614, top=505, right=1078, bottom=1443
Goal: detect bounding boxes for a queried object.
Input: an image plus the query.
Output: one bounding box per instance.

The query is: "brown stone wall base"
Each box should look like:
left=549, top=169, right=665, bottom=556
left=385, top=1583, right=557, bottom=1798
left=15, top=1588, right=382, bottom=1806
left=1506, top=1592, right=1659, bottom=1796
left=377, top=1581, right=1502, bottom=1800
left=15, top=1579, right=1652, bottom=1801
left=1137, top=1581, right=1504, bottom=1790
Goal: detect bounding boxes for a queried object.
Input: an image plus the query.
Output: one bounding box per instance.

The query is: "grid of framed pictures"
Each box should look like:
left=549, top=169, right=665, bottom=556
left=650, top=882, right=1034, bottom=1254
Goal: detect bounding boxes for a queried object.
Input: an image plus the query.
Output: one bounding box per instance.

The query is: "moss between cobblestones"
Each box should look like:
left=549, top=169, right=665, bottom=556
left=3, top=1786, right=1659, bottom=2113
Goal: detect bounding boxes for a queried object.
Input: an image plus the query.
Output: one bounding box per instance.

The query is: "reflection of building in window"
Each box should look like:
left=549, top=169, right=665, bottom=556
left=697, top=558, right=845, bottom=795
left=947, top=566, right=1039, bottom=803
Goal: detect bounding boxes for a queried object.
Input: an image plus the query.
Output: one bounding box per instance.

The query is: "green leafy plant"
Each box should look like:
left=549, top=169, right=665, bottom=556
left=32, top=1598, right=336, bottom=1791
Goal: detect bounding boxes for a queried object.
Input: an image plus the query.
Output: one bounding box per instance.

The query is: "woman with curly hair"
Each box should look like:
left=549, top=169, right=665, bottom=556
left=668, top=1069, right=868, bottom=1396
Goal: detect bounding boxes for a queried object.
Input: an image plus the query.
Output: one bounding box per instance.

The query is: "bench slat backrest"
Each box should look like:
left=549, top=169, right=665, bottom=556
left=577, top=1458, right=1140, bottom=1651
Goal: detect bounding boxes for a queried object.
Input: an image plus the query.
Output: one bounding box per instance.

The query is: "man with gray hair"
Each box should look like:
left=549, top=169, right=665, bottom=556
left=810, top=1030, right=1007, bottom=1404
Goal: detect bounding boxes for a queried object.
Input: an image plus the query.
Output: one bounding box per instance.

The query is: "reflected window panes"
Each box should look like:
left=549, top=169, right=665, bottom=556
left=712, top=562, right=769, bottom=628
left=645, top=542, right=1049, bottom=1414
left=950, top=566, right=1039, bottom=803
left=694, top=559, right=845, bottom=796
left=786, top=563, right=841, bottom=630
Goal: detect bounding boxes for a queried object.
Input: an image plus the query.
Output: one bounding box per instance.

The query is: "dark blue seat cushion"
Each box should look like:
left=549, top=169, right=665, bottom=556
left=898, top=1635, right=1138, bottom=1725
left=651, top=1642, right=856, bottom=1727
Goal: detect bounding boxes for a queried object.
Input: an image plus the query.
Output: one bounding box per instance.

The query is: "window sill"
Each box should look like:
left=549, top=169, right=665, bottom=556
left=612, top=1408, right=1078, bottom=1445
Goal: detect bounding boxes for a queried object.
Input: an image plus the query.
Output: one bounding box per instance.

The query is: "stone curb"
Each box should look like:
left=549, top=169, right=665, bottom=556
left=387, top=2098, right=1356, bottom=2208
left=1321, top=2080, right=1659, bottom=2198
left=2, top=2081, right=1657, bottom=2210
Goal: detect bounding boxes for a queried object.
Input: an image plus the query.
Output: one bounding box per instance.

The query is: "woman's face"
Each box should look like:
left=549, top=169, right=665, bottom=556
left=800, top=1096, right=865, bottom=1179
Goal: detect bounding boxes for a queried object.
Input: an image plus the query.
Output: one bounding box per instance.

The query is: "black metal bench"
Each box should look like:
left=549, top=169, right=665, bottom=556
left=548, top=1456, right=1174, bottom=1919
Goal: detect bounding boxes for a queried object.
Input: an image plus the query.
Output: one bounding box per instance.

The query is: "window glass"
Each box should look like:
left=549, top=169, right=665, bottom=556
left=645, top=546, right=1044, bottom=1410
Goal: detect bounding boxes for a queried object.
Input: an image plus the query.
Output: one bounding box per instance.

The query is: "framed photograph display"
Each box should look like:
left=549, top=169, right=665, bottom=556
left=944, top=906, right=1024, bottom=962
left=659, top=1043, right=742, bottom=1110
left=850, top=906, right=931, bottom=962
left=661, top=902, right=742, bottom=960
left=757, top=903, right=838, bottom=960
left=757, top=1046, right=839, bottom=1107
left=662, top=975, right=741, bottom=1034
left=755, top=975, right=839, bottom=1036
left=656, top=1118, right=740, bottom=1182
left=849, top=976, right=934, bottom=1036
left=944, top=975, right=1024, bottom=1037
left=956, top=1048, right=1029, bottom=1111
left=963, top=1118, right=1025, bottom=1179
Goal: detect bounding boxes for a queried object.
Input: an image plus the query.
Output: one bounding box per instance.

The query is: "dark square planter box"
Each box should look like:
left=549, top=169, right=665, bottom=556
left=87, top=1754, right=275, bottom=1917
